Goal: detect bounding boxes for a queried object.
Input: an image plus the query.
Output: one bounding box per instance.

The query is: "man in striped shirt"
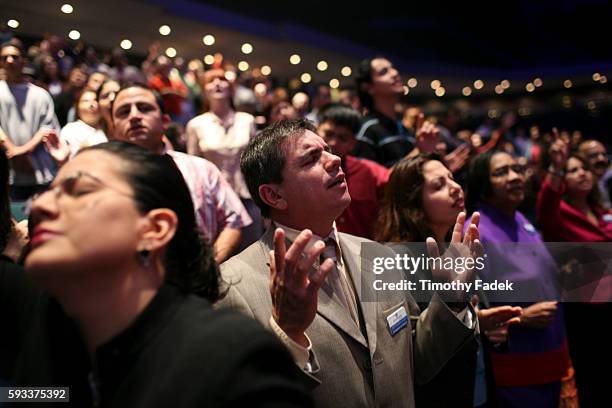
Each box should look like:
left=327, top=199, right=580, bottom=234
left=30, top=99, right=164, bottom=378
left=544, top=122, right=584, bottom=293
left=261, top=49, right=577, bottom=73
left=111, top=83, right=252, bottom=263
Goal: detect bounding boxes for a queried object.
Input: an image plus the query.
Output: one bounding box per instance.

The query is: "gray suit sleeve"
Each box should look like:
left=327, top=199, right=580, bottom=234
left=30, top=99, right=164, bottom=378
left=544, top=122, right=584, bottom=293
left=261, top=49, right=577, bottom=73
left=413, top=292, right=478, bottom=385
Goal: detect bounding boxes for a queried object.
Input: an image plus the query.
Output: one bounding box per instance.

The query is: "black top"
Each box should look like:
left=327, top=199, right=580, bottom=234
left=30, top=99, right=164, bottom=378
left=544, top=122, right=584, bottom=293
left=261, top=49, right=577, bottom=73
left=0, top=261, right=311, bottom=407
left=352, top=110, right=415, bottom=168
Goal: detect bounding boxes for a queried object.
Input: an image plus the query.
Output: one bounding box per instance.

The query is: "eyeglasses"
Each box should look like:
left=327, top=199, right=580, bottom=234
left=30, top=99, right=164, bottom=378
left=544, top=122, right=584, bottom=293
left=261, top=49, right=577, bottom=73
left=491, top=164, right=527, bottom=178
left=33, top=171, right=133, bottom=203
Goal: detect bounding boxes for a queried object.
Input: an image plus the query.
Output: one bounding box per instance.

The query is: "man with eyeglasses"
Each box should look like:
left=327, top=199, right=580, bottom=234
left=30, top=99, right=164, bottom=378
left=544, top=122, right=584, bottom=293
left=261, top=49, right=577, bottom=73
left=0, top=40, right=59, bottom=203
left=578, top=139, right=611, bottom=208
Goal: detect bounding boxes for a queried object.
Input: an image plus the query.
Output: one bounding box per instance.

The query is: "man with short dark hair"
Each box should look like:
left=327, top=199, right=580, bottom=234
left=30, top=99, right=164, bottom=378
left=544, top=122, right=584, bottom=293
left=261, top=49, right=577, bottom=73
left=219, top=118, right=481, bottom=407
left=317, top=103, right=389, bottom=240
left=0, top=40, right=59, bottom=201
left=111, top=83, right=252, bottom=263
left=354, top=57, right=438, bottom=167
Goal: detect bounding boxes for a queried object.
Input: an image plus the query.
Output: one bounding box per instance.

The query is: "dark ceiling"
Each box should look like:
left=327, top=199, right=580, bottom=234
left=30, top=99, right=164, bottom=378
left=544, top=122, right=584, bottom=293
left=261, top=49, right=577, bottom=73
left=195, top=0, right=612, bottom=70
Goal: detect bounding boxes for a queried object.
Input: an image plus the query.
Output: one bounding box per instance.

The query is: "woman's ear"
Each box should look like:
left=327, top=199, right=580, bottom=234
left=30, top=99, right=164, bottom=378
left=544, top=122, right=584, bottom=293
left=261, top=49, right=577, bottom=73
left=258, top=184, right=287, bottom=211
left=137, top=209, right=178, bottom=252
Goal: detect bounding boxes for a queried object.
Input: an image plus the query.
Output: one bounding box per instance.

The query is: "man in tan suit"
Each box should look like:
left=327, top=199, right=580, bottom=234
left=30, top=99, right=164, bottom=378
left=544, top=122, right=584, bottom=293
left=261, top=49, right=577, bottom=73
left=218, top=119, right=481, bottom=407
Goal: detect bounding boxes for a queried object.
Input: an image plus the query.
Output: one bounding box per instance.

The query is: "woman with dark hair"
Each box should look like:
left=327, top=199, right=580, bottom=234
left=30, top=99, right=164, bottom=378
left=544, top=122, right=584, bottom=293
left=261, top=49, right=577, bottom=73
left=376, top=154, right=521, bottom=408
left=537, top=135, right=612, bottom=408
left=96, top=79, right=120, bottom=138
left=466, top=150, right=572, bottom=408
left=1, top=141, right=310, bottom=407
left=49, top=89, right=107, bottom=164
left=537, top=136, right=612, bottom=242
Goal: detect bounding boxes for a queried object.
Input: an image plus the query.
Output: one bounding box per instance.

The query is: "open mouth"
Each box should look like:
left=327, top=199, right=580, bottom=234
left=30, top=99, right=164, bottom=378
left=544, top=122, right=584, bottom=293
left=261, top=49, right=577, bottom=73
left=452, top=197, right=464, bottom=208
left=327, top=173, right=346, bottom=189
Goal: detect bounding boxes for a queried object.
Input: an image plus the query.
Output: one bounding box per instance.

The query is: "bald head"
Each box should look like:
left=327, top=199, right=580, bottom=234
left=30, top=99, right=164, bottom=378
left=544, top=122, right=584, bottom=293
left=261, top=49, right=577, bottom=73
left=579, top=140, right=609, bottom=177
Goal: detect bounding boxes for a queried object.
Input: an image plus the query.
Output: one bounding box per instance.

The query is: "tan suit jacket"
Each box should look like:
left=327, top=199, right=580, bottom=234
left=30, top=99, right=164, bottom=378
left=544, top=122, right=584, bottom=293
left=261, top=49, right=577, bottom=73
left=218, top=228, right=477, bottom=408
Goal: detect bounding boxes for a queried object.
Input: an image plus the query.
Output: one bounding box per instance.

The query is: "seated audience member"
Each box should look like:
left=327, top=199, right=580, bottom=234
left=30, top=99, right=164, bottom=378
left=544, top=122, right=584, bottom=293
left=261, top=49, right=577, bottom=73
left=377, top=154, right=522, bottom=407
left=186, top=68, right=261, bottom=249
left=467, top=150, right=572, bottom=408
left=317, top=104, right=389, bottom=240
left=112, top=83, right=252, bottom=263
left=218, top=119, right=482, bottom=407
left=578, top=139, right=611, bottom=208
left=0, top=141, right=310, bottom=407
left=537, top=133, right=612, bottom=408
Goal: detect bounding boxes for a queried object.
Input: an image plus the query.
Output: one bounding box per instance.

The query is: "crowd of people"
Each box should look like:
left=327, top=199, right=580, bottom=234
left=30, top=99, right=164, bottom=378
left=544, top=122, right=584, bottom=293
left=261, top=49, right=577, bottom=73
left=1, top=31, right=611, bottom=408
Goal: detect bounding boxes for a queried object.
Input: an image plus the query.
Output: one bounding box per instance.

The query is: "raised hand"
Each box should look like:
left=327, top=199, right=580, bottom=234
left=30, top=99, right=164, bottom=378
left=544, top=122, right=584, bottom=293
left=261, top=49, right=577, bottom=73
left=269, top=228, right=334, bottom=347
left=444, top=143, right=471, bottom=173
left=549, top=127, right=568, bottom=171
left=426, top=211, right=483, bottom=302
left=43, top=131, right=71, bottom=164
left=415, top=112, right=440, bottom=154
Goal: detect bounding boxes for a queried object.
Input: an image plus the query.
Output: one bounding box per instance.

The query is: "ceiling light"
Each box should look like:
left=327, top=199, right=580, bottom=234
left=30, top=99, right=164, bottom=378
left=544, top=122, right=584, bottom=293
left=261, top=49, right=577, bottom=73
left=165, top=47, right=177, bottom=58
left=61, top=4, right=74, bottom=14
left=290, top=54, right=301, bottom=65
left=241, top=43, right=253, bottom=54
left=238, top=61, right=249, bottom=71
left=203, top=35, right=215, bottom=46
left=159, top=25, right=171, bottom=36
left=120, top=39, right=132, bottom=50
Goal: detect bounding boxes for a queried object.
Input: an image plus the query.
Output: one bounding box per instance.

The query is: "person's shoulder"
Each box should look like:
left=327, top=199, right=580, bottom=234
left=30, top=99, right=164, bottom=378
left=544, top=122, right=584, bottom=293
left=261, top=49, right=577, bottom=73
left=221, top=239, right=267, bottom=279
left=168, top=150, right=219, bottom=172
left=187, top=112, right=215, bottom=126
left=235, top=111, right=255, bottom=123
left=25, top=82, right=52, bottom=97
left=339, top=232, right=400, bottom=264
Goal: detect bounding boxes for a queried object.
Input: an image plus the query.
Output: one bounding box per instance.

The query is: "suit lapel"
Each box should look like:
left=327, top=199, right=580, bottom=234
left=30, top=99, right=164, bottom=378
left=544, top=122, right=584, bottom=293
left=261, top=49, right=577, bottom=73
left=339, top=234, right=378, bottom=353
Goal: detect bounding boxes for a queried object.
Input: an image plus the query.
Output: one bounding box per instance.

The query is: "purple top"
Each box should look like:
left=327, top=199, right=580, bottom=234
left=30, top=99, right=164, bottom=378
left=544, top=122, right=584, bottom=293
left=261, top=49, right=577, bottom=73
left=467, top=202, right=566, bottom=353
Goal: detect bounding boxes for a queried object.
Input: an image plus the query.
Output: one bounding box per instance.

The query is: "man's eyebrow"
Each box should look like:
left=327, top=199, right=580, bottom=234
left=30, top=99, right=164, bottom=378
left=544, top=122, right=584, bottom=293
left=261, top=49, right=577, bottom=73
left=298, top=147, right=321, bottom=162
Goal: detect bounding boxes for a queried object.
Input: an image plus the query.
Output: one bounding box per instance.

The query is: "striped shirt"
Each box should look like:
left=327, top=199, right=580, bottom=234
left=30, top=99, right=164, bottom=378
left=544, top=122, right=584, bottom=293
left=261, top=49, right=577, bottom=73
left=167, top=149, right=252, bottom=243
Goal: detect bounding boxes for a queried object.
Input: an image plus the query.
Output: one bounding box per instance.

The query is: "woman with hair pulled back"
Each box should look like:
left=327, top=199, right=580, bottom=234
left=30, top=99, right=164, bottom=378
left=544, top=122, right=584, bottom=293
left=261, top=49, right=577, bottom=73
left=376, top=153, right=522, bottom=408
left=1, top=141, right=310, bottom=407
